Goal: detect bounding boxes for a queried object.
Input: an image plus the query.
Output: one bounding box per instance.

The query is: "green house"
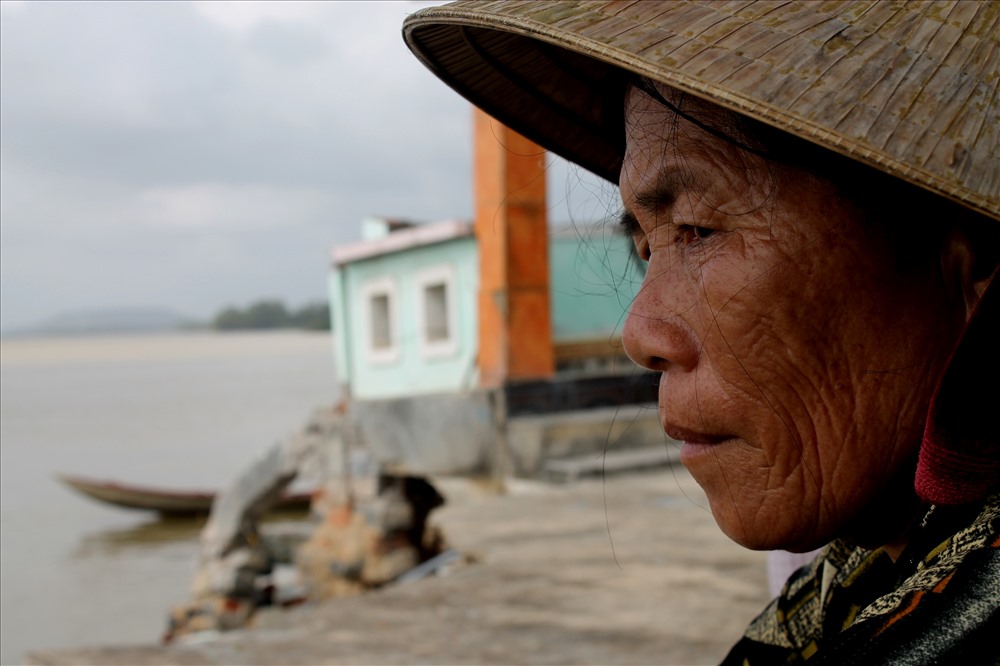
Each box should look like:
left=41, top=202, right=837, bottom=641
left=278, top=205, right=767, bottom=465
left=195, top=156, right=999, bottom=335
left=328, top=217, right=659, bottom=478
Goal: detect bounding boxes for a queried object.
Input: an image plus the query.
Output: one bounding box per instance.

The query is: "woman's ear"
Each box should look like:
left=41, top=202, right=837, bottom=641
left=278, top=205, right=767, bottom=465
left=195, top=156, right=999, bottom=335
left=941, top=225, right=996, bottom=321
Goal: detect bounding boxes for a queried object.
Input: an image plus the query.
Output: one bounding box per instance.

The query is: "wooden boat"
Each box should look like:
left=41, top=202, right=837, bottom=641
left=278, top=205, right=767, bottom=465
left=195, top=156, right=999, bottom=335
left=57, top=473, right=313, bottom=517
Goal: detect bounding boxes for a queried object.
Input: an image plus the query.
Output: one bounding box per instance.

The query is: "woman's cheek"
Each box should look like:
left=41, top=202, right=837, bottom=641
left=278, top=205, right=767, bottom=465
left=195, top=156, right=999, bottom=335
left=701, top=295, right=770, bottom=381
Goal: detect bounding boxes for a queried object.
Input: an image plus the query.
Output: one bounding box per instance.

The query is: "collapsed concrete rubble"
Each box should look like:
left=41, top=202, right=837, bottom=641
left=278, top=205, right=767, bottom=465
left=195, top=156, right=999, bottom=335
left=164, top=405, right=450, bottom=643
left=296, top=474, right=448, bottom=600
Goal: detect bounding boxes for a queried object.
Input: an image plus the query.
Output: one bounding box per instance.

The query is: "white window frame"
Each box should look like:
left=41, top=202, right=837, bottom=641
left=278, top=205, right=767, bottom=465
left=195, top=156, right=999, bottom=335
left=416, top=264, right=458, bottom=359
left=362, top=276, right=399, bottom=364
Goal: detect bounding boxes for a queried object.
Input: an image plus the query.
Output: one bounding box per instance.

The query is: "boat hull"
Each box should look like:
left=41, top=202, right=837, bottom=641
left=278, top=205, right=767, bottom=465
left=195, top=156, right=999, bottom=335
left=57, top=474, right=312, bottom=517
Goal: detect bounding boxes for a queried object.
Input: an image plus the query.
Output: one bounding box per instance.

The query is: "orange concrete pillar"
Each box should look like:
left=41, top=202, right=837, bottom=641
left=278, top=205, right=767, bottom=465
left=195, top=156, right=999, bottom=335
left=474, top=108, right=554, bottom=388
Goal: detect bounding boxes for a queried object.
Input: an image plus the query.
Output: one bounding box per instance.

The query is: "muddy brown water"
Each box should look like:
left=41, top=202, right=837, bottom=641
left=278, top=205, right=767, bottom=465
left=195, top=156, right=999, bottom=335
left=0, top=331, right=339, bottom=665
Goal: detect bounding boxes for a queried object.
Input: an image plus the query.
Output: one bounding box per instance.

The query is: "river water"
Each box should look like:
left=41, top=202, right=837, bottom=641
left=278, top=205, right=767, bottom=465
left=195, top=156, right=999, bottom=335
left=0, top=331, right=340, bottom=665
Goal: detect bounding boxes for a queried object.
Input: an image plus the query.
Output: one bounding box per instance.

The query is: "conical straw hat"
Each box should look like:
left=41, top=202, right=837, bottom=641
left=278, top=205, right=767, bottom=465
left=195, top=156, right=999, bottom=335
left=404, top=1, right=999, bottom=221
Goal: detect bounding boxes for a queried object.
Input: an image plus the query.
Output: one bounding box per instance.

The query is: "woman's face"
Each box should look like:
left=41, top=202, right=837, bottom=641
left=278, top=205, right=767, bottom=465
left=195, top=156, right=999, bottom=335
left=620, top=86, right=965, bottom=552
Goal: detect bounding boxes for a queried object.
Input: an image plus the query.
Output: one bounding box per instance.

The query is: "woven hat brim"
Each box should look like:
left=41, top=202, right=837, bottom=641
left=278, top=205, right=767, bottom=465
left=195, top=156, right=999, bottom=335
left=404, top=1, right=999, bottom=222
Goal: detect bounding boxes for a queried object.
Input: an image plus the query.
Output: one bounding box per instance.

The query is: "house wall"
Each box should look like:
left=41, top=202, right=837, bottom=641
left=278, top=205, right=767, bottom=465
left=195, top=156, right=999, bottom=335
left=549, top=225, right=643, bottom=342
left=334, top=235, right=479, bottom=402
left=328, top=267, right=352, bottom=389
left=330, top=225, right=642, bottom=397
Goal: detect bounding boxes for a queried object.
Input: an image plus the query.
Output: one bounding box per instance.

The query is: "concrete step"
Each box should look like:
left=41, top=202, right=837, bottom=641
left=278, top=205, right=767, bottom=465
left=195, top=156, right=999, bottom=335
left=543, top=445, right=681, bottom=482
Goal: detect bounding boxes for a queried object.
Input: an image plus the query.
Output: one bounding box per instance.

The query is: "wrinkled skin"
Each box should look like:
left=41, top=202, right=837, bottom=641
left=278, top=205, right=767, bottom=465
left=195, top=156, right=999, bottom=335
left=619, top=86, right=971, bottom=553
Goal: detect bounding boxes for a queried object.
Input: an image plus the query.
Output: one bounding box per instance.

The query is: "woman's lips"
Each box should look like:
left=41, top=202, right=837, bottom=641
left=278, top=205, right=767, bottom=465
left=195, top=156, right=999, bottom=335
left=664, top=424, right=729, bottom=445
left=664, top=424, right=733, bottom=462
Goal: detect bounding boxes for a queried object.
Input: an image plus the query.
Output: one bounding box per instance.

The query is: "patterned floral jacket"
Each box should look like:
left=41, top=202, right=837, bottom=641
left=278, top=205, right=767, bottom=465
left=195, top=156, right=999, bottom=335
left=722, top=493, right=999, bottom=665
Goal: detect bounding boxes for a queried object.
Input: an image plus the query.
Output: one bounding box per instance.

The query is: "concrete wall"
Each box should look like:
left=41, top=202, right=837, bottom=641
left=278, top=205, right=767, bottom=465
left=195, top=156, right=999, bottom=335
left=505, top=404, right=665, bottom=478
left=352, top=394, right=665, bottom=479
left=351, top=390, right=496, bottom=476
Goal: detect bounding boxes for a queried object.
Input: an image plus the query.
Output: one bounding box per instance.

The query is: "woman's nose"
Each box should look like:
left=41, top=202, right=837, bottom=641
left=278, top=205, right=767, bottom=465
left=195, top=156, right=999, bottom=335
left=622, top=274, right=699, bottom=373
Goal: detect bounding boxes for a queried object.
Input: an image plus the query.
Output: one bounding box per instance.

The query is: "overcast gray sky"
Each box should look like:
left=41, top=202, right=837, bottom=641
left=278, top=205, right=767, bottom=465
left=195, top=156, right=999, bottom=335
left=0, top=0, right=618, bottom=333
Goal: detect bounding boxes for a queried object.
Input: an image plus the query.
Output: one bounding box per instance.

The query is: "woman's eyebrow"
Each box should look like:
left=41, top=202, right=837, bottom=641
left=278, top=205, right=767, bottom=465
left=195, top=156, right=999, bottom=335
left=631, top=168, right=697, bottom=214
left=620, top=169, right=689, bottom=235
left=620, top=165, right=707, bottom=237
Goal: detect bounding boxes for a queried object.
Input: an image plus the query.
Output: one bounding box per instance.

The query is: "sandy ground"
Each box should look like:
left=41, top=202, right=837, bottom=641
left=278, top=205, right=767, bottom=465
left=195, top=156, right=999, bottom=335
left=27, top=466, right=771, bottom=666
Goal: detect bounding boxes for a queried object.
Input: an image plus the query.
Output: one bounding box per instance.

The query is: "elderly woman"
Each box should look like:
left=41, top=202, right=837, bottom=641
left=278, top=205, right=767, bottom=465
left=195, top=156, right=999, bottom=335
left=403, top=2, right=998, bottom=664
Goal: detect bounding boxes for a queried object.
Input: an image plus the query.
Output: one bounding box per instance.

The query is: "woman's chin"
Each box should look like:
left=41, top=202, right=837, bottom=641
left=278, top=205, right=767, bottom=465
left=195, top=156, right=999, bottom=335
left=709, top=501, right=823, bottom=552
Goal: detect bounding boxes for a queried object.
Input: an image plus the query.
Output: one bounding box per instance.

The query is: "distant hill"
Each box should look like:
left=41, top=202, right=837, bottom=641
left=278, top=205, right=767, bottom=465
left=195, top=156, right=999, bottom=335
left=19, top=307, right=199, bottom=336
left=211, top=300, right=330, bottom=331
left=4, top=300, right=331, bottom=338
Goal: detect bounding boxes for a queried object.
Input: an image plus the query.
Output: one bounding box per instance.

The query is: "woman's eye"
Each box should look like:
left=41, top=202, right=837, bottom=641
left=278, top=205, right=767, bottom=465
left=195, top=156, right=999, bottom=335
left=676, top=224, right=716, bottom=243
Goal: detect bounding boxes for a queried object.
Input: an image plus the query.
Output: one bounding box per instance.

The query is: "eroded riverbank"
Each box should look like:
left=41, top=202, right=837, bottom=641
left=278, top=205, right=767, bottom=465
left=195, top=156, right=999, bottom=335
left=28, top=468, right=770, bottom=666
